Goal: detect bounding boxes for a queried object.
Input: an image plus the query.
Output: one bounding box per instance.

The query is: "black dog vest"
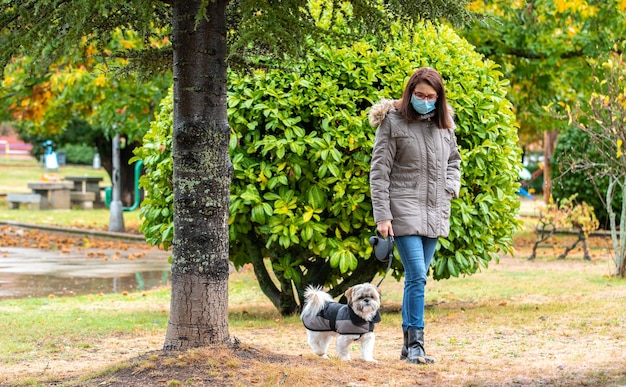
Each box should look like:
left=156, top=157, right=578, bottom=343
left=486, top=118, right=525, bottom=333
left=302, top=301, right=381, bottom=335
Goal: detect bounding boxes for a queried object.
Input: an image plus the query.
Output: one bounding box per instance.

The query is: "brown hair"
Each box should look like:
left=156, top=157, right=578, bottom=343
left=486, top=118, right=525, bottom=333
left=395, top=67, right=453, bottom=129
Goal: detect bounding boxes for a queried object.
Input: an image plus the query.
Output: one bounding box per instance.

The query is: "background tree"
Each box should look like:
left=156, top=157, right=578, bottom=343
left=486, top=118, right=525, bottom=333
left=551, top=125, right=623, bottom=229
left=461, top=0, right=626, bottom=201
left=551, top=53, right=626, bottom=277
left=136, top=16, right=522, bottom=315
left=1, top=30, right=171, bottom=206
left=1, top=0, right=474, bottom=350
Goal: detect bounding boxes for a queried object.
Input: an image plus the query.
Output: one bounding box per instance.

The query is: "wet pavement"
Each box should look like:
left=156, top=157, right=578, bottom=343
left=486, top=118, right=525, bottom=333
left=0, top=230, right=172, bottom=299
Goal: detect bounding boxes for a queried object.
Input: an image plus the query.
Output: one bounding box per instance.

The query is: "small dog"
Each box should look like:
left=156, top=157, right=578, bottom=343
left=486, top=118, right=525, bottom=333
left=300, top=283, right=381, bottom=362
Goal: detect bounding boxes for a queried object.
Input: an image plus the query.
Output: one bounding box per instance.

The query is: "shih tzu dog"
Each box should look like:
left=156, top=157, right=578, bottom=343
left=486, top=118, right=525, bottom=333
left=300, top=283, right=382, bottom=362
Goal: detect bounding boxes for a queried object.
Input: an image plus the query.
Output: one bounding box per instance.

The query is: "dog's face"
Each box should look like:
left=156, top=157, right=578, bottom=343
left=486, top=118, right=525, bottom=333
left=345, top=283, right=381, bottom=321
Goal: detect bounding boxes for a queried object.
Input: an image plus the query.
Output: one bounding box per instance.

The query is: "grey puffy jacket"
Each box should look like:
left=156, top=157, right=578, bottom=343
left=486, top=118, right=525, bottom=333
left=369, top=99, right=461, bottom=238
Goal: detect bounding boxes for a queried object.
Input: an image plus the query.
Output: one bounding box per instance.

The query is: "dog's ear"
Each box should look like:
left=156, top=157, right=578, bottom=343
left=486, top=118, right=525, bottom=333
left=345, top=286, right=353, bottom=304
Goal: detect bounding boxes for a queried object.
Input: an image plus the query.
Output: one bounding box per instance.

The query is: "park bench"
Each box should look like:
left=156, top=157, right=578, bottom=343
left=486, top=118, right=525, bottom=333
left=66, top=176, right=105, bottom=208
left=6, top=193, right=42, bottom=210
left=70, top=191, right=96, bottom=210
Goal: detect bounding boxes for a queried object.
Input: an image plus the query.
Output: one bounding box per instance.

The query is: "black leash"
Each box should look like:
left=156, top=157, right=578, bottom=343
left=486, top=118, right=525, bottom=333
left=376, top=250, right=393, bottom=287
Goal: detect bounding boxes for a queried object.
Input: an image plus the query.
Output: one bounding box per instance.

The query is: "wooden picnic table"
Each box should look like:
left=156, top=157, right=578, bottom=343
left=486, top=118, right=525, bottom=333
left=27, top=180, right=74, bottom=210
left=65, top=176, right=105, bottom=208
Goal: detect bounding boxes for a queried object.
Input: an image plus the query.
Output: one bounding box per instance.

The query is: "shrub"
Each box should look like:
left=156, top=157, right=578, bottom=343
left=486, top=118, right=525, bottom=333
left=59, top=144, right=95, bottom=165
left=136, top=20, right=521, bottom=315
left=132, top=88, right=174, bottom=251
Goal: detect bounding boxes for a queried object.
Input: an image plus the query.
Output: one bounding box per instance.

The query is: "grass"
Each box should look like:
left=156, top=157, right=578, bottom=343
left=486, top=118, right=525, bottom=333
left=0, top=158, right=110, bottom=195
left=0, top=159, right=140, bottom=230
left=0, top=205, right=141, bottom=231
left=0, top=289, right=171, bottom=364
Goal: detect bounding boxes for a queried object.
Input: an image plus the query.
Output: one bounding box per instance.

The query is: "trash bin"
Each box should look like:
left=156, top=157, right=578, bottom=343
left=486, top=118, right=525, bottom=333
left=104, top=186, right=112, bottom=209
left=92, top=153, right=101, bottom=169
left=57, top=151, right=66, bottom=166
left=44, top=152, right=59, bottom=171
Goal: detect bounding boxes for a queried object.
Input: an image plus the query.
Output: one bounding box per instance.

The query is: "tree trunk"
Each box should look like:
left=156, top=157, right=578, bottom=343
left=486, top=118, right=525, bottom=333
left=96, top=138, right=142, bottom=207
left=543, top=130, right=558, bottom=203
left=164, top=0, right=231, bottom=350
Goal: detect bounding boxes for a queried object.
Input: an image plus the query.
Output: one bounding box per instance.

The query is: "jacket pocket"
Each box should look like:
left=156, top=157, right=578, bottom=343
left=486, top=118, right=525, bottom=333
left=392, top=129, right=412, bottom=153
left=389, top=190, right=420, bottom=218
left=389, top=170, right=419, bottom=190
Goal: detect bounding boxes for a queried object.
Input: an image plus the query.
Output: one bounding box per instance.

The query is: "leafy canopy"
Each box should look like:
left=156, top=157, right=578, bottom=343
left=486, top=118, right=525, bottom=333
left=1, top=29, right=171, bottom=142
left=1, top=1, right=474, bottom=147
left=462, top=0, right=626, bottom=145
left=1, top=0, right=474, bottom=73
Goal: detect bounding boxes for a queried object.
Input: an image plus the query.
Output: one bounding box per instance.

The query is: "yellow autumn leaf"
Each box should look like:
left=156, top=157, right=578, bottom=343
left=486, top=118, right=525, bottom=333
left=85, top=44, right=97, bottom=56
left=555, top=0, right=568, bottom=13
left=2, top=75, right=14, bottom=87
left=94, top=74, right=106, bottom=87
left=567, top=26, right=578, bottom=37
left=121, top=40, right=134, bottom=49
left=467, top=0, right=482, bottom=12
left=621, top=0, right=626, bottom=11
left=511, top=0, right=524, bottom=9
left=618, top=139, right=623, bottom=158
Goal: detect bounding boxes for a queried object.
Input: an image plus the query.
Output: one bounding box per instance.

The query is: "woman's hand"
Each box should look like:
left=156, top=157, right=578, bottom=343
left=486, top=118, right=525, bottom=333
left=376, top=220, right=394, bottom=238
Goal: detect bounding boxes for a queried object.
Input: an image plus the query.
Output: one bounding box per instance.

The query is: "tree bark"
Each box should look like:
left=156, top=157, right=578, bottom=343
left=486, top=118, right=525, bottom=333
left=164, top=0, right=231, bottom=350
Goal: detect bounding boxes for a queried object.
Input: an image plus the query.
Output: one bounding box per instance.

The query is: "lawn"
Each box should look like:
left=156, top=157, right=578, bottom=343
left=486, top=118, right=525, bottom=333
left=0, top=158, right=110, bottom=195
left=0, top=159, right=142, bottom=231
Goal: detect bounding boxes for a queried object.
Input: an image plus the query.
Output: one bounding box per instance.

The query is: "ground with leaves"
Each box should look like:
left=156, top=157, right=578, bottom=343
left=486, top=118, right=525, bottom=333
left=2, top=217, right=626, bottom=387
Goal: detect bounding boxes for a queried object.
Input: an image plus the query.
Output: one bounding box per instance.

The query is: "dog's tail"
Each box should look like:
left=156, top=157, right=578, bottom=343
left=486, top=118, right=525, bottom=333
left=300, top=285, right=333, bottom=320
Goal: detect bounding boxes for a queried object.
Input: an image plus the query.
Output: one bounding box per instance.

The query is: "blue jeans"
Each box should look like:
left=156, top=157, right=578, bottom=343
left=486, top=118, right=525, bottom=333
left=395, top=235, right=438, bottom=331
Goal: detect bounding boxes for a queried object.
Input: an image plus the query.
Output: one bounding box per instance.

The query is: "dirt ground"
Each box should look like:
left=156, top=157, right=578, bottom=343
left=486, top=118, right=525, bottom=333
left=2, top=221, right=626, bottom=387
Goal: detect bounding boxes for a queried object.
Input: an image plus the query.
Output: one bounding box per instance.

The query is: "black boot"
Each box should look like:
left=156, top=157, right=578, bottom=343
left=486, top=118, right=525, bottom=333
left=406, top=328, right=435, bottom=364
left=400, top=330, right=407, bottom=360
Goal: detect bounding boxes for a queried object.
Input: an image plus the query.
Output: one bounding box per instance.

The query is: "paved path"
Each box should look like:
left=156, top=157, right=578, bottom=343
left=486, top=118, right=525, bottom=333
left=0, top=222, right=171, bottom=299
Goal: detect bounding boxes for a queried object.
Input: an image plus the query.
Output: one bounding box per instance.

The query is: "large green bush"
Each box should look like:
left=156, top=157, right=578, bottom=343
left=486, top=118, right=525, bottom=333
left=135, top=19, right=521, bottom=315
left=59, top=144, right=95, bottom=165
left=133, top=88, right=174, bottom=251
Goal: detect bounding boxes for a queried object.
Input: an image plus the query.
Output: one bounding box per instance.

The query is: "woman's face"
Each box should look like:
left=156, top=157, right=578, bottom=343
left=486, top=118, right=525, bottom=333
left=412, top=83, right=438, bottom=101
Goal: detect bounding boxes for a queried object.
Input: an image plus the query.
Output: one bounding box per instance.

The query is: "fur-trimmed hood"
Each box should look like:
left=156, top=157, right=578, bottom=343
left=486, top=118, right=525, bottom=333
left=368, top=99, right=397, bottom=128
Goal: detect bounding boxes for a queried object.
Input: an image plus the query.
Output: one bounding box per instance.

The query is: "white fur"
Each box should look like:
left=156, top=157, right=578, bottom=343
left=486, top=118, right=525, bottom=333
left=368, top=98, right=396, bottom=128
left=300, top=284, right=380, bottom=362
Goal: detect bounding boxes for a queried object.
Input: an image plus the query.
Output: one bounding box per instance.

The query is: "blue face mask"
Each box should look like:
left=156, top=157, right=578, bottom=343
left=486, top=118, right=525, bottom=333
left=410, top=95, right=436, bottom=115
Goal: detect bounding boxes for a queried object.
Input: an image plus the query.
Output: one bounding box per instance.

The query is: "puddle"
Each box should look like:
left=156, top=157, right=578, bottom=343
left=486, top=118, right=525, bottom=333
left=0, top=247, right=171, bottom=299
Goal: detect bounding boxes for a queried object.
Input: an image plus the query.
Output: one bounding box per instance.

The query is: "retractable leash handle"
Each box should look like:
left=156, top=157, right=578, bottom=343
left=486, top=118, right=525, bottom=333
left=369, top=232, right=395, bottom=286
left=369, top=232, right=394, bottom=262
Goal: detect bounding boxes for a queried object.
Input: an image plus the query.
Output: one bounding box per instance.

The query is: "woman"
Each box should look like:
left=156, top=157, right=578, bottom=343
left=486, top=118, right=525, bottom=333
left=369, top=67, right=461, bottom=364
